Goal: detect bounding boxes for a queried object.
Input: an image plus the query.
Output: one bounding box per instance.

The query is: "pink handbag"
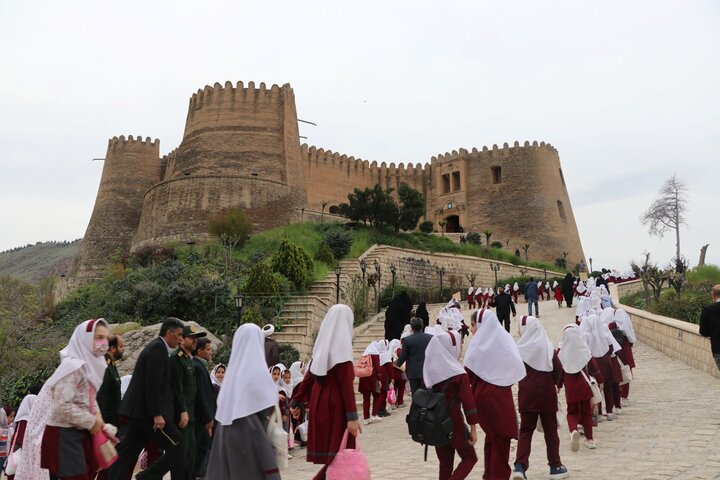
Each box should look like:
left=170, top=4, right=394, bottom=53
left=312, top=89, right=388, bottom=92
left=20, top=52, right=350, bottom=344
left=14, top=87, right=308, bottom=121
left=387, top=385, right=397, bottom=405
left=89, top=386, right=118, bottom=470
left=326, top=429, right=370, bottom=480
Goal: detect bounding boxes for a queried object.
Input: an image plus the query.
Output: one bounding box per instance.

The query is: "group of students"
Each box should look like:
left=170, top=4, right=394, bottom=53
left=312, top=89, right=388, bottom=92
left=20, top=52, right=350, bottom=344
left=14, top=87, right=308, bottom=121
left=468, top=284, right=522, bottom=308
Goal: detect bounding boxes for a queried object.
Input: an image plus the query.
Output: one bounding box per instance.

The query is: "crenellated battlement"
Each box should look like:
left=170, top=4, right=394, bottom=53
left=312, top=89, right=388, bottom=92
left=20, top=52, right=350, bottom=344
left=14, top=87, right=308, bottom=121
left=301, top=143, right=429, bottom=177
left=108, top=135, right=159, bottom=149
left=431, top=140, right=558, bottom=163
left=187, top=80, right=290, bottom=113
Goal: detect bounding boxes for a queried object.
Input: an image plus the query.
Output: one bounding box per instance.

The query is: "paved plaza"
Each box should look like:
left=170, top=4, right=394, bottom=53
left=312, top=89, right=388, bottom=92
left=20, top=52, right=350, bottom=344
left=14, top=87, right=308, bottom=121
left=284, top=300, right=720, bottom=480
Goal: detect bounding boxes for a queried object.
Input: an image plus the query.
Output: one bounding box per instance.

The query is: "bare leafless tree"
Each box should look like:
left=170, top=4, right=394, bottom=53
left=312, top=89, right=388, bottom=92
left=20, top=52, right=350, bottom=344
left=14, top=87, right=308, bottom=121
left=699, top=244, right=709, bottom=267
left=465, top=272, right=478, bottom=286
left=641, top=175, right=688, bottom=264
left=631, top=252, right=669, bottom=304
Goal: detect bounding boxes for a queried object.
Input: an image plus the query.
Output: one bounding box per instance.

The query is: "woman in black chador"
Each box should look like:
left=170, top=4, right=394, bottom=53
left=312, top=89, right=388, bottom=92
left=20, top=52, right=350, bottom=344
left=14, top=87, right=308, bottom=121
left=561, top=273, right=576, bottom=308
left=384, top=292, right=413, bottom=340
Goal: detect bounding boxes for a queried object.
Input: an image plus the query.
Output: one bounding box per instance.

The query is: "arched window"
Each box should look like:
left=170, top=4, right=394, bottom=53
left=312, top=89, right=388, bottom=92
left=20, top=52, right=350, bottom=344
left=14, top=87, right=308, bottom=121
left=557, top=200, right=567, bottom=222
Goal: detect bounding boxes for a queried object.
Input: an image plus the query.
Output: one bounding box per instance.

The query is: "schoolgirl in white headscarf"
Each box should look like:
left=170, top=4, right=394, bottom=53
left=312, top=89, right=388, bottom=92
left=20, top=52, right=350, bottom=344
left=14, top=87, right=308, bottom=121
left=612, top=309, right=637, bottom=404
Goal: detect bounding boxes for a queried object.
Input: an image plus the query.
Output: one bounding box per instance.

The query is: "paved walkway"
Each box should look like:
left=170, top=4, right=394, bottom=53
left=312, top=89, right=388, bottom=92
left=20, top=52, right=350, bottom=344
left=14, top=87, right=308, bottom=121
left=284, top=299, right=720, bottom=480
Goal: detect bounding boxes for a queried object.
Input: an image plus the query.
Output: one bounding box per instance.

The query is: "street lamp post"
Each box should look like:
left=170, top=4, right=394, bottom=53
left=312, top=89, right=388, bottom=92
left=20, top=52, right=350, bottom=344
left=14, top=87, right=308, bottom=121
left=234, top=292, right=244, bottom=327
left=390, top=265, right=397, bottom=298
left=520, top=268, right=528, bottom=277
left=335, top=264, right=342, bottom=304
left=589, top=257, right=593, bottom=273
left=374, top=260, right=382, bottom=313
left=543, top=268, right=547, bottom=282
left=436, top=266, right=446, bottom=301
left=490, top=262, right=501, bottom=288
left=359, top=259, right=367, bottom=283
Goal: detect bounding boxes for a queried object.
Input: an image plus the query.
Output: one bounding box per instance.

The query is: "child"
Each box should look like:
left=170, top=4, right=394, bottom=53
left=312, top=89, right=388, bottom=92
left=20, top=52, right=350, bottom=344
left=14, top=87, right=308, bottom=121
left=468, top=286, right=476, bottom=309
left=553, top=281, right=563, bottom=308
left=389, top=339, right=406, bottom=408
left=464, top=309, right=526, bottom=480
left=513, top=316, right=568, bottom=480
left=558, top=324, right=600, bottom=450
left=613, top=309, right=636, bottom=404
left=424, top=331, right=479, bottom=480
left=358, top=341, right=383, bottom=424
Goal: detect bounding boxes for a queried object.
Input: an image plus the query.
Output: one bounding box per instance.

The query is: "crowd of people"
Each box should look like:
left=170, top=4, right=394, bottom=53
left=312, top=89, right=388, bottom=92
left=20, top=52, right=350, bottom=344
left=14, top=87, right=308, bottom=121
left=0, top=274, right=638, bottom=480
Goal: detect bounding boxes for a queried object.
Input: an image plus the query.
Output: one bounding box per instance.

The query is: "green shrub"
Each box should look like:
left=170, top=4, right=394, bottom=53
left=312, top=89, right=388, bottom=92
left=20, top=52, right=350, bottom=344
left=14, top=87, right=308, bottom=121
left=315, top=241, right=336, bottom=266
left=419, top=220, right=434, bottom=233
left=270, top=239, right=314, bottom=290
left=650, top=290, right=711, bottom=324
left=465, top=232, right=482, bottom=245
left=130, top=245, right=177, bottom=268
left=687, top=264, right=720, bottom=292
left=279, top=343, right=300, bottom=367
left=240, top=306, right=264, bottom=326
left=323, top=227, right=353, bottom=260
left=344, top=274, right=371, bottom=325
left=208, top=208, right=253, bottom=248
left=490, top=241, right=504, bottom=249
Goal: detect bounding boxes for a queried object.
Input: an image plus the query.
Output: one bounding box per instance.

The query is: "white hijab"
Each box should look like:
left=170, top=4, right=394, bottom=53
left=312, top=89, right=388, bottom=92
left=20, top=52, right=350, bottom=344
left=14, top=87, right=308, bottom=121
left=513, top=282, right=520, bottom=291
left=558, top=324, right=592, bottom=374
left=377, top=339, right=392, bottom=365
left=599, top=308, right=615, bottom=327
left=389, top=339, right=402, bottom=360
left=576, top=297, right=592, bottom=318
left=516, top=316, right=554, bottom=372
left=401, top=324, right=413, bottom=339
left=553, top=281, right=559, bottom=288
left=211, top=364, right=225, bottom=389
left=468, top=286, right=474, bottom=295
left=464, top=309, right=526, bottom=386
left=363, top=341, right=380, bottom=355
left=576, top=282, right=587, bottom=295
left=14, top=394, right=37, bottom=423
left=289, top=361, right=305, bottom=387
left=423, top=331, right=465, bottom=388
left=44, top=318, right=109, bottom=392
left=582, top=314, right=617, bottom=358
left=613, top=309, right=637, bottom=344
left=309, top=304, right=354, bottom=376
left=475, top=286, right=483, bottom=295
left=120, top=375, right=132, bottom=399
left=505, top=284, right=511, bottom=291
left=215, top=323, right=278, bottom=425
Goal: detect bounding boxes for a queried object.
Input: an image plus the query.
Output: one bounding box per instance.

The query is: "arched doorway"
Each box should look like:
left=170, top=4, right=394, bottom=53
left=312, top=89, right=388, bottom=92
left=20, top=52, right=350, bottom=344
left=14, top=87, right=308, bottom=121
left=444, top=215, right=460, bottom=233
left=328, top=205, right=341, bottom=215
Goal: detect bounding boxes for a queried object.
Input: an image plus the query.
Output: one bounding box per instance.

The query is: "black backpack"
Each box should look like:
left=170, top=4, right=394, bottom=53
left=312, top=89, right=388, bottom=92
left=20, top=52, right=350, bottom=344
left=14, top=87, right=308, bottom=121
left=406, top=382, right=457, bottom=458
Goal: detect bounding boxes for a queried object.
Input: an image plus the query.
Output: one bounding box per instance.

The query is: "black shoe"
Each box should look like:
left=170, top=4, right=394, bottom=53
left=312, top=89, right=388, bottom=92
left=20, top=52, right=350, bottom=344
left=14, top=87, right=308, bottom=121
left=378, top=409, right=391, bottom=417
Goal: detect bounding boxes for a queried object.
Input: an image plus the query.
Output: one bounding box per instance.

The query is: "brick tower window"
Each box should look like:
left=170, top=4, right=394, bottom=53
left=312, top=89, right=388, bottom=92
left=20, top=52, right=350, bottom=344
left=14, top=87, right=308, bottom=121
left=442, top=174, right=451, bottom=193
left=557, top=200, right=567, bottom=222
left=452, top=171, right=461, bottom=191
left=491, top=166, right=502, bottom=184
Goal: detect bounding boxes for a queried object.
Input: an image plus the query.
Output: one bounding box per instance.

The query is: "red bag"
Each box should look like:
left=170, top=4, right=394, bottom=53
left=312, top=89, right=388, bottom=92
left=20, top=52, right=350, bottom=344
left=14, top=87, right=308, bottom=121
left=354, top=355, right=373, bottom=378
left=89, top=387, right=118, bottom=470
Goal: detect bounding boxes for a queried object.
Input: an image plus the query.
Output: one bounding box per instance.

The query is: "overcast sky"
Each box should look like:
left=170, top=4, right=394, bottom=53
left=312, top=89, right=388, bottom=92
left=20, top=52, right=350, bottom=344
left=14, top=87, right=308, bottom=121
left=1, top=0, right=718, bottom=270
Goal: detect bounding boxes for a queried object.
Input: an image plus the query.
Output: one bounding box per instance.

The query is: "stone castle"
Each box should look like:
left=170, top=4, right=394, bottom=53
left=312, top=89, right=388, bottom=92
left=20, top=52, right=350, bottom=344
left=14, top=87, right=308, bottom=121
left=76, top=81, right=585, bottom=277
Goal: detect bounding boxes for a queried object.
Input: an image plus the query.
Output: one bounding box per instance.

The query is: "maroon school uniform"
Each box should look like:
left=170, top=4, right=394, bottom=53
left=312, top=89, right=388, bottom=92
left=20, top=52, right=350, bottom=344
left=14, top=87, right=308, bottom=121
left=617, top=342, right=635, bottom=399
left=433, top=374, right=480, bottom=480
left=392, top=349, right=406, bottom=406
left=467, top=369, right=518, bottom=480
left=554, top=287, right=563, bottom=303
left=6, top=420, right=28, bottom=480
left=557, top=356, right=596, bottom=440
left=515, top=352, right=563, bottom=472
left=358, top=354, right=381, bottom=419
left=291, top=361, right=358, bottom=465
left=468, top=292, right=475, bottom=309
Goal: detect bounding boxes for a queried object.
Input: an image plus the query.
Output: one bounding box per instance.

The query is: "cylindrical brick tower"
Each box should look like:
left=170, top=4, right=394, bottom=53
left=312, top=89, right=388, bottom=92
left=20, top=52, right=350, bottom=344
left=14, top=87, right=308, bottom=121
left=132, top=81, right=307, bottom=249
left=76, top=136, right=161, bottom=277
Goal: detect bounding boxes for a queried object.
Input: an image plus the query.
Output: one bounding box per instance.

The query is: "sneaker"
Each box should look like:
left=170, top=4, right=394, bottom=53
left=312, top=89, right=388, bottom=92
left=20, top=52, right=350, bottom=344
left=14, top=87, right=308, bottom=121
left=621, top=397, right=629, bottom=406
left=288, top=453, right=293, bottom=459
left=584, top=439, right=597, bottom=449
left=363, top=418, right=372, bottom=425
left=596, top=414, right=605, bottom=423
left=614, top=407, right=622, bottom=415
left=605, top=413, right=616, bottom=421
left=378, top=409, right=391, bottom=417
left=511, top=463, right=527, bottom=480
left=577, top=425, right=585, bottom=435
left=549, top=465, right=569, bottom=479
left=371, top=415, right=382, bottom=422
left=570, top=430, right=580, bottom=452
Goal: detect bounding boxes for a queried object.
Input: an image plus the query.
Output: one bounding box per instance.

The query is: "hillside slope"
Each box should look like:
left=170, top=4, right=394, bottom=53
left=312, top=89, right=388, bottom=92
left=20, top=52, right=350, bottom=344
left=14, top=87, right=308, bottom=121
left=0, top=239, right=81, bottom=283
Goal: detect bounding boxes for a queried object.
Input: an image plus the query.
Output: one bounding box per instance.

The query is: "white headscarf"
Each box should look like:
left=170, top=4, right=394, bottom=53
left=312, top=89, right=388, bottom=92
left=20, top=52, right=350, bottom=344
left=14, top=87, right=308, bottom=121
left=441, top=308, right=463, bottom=332
left=487, top=288, right=494, bottom=297
left=513, top=282, right=519, bottom=291
left=363, top=341, right=380, bottom=355
left=277, top=364, right=293, bottom=397
left=545, top=281, right=551, bottom=289
left=582, top=315, right=614, bottom=358
left=516, top=316, right=554, bottom=372
left=599, top=308, right=615, bottom=327
left=464, top=310, right=526, bottom=386
left=587, top=277, right=596, bottom=289
left=289, top=361, right=305, bottom=387
left=425, top=325, right=441, bottom=335
left=43, top=318, right=109, bottom=392
left=310, top=304, right=354, bottom=376
left=468, top=286, right=474, bottom=295
left=576, top=282, right=587, bottom=295
left=553, top=281, right=559, bottom=288
left=613, top=309, right=637, bottom=344
left=475, top=287, right=483, bottom=296
left=15, top=385, right=52, bottom=480
left=14, top=394, right=37, bottom=424
left=211, top=364, right=225, bottom=389
left=558, top=324, right=592, bottom=374
left=215, top=323, right=278, bottom=425
left=388, top=339, right=402, bottom=360
left=505, top=284, right=511, bottom=291
left=120, top=376, right=132, bottom=399
left=576, top=297, right=592, bottom=318
left=401, top=324, right=413, bottom=339
left=377, top=339, right=392, bottom=365
left=423, top=331, right=465, bottom=388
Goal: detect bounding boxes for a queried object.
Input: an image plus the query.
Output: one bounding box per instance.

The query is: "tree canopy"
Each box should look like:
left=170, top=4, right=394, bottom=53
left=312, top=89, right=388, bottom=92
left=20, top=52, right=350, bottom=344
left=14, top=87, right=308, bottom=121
left=339, top=183, right=425, bottom=232
left=641, top=174, right=688, bottom=263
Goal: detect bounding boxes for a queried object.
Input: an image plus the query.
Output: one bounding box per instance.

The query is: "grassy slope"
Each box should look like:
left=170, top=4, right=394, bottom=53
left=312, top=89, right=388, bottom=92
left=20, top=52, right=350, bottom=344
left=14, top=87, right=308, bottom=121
left=0, top=240, right=81, bottom=283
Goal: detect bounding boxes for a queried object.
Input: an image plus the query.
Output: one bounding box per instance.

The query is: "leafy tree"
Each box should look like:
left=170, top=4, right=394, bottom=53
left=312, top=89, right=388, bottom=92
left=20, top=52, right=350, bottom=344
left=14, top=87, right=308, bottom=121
left=323, top=227, right=352, bottom=259
left=315, top=241, right=336, bottom=266
left=631, top=252, right=669, bottom=303
left=339, top=188, right=372, bottom=225
left=641, top=175, right=688, bottom=265
left=242, top=261, right=281, bottom=296
left=465, top=232, right=482, bottom=245
left=270, top=238, right=313, bottom=290
left=667, top=256, right=688, bottom=295
left=419, top=220, right=434, bottom=233
left=396, top=183, right=426, bottom=232
left=555, top=257, right=567, bottom=270
left=483, top=229, right=493, bottom=246
left=208, top=208, right=253, bottom=249
left=490, top=241, right=503, bottom=249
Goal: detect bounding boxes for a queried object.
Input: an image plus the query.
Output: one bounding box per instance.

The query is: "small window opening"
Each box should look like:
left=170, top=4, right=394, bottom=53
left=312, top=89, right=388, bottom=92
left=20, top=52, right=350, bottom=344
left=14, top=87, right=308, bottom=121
left=442, top=174, right=451, bottom=194
left=559, top=168, right=566, bottom=187
left=452, top=171, right=461, bottom=191
left=557, top=200, right=567, bottom=222
left=491, top=166, right=502, bottom=184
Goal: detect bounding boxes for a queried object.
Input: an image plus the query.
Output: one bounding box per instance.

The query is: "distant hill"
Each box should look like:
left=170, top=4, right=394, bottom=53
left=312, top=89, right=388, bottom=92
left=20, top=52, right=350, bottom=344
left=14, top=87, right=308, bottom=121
left=0, top=239, right=81, bottom=283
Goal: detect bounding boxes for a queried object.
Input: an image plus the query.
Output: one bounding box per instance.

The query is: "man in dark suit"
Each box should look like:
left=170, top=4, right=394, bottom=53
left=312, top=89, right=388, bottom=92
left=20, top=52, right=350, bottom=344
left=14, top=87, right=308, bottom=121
left=192, top=337, right=216, bottom=479
left=109, top=317, right=186, bottom=480
left=490, top=285, right=517, bottom=332
left=395, top=317, right=433, bottom=394
left=699, top=285, right=720, bottom=372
